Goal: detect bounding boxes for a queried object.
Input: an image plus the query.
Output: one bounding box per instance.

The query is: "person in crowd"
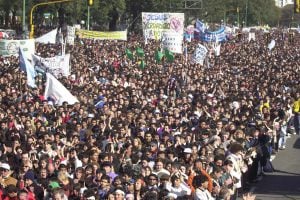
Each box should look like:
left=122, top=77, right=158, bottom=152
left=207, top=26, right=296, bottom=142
left=1, top=26, right=299, bottom=200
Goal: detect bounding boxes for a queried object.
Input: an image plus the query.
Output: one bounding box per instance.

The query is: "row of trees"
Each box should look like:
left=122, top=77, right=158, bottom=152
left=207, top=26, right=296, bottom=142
left=0, top=0, right=297, bottom=31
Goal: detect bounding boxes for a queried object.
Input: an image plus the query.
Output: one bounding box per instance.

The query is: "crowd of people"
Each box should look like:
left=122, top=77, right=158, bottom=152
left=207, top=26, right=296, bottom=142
left=0, top=26, right=299, bottom=200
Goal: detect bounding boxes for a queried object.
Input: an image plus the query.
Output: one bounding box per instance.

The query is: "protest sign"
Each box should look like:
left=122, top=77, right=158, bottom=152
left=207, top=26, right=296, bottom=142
left=192, top=44, right=208, bottom=65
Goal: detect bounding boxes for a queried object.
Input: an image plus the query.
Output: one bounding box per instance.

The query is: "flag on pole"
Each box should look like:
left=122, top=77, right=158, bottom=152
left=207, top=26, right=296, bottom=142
left=268, top=40, right=276, bottom=51
left=164, top=49, right=174, bottom=62
left=125, top=48, right=134, bottom=60
left=136, top=47, right=144, bottom=57
left=139, top=60, right=146, bottom=69
left=155, top=50, right=164, bottom=62
left=19, top=48, right=36, bottom=88
left=44, top=73, right=78, bottom=105
left=35, top=28, right=58, bottom=44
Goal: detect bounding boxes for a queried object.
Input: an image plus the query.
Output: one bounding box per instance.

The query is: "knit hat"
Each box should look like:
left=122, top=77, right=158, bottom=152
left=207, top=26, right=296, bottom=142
left=24, top=171, right=35, bottom=181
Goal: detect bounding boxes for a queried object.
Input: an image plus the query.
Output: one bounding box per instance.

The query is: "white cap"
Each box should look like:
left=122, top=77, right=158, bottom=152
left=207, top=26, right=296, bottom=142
left=188, top=94, right=194, bottom=99
left=174, top=131, right=181, bottom=136
left=162, top=95, right=168, bottom=99
left=75, top=159, right=83, bottom=169
left=154, top=109, right=160, bottom=114
left=194, top=111, right=201, bottom=117
left=0, top=163, right=10, bottom=170
left=60, top=160, right=68, bottom=166
left=88, top=113, right=95, bottom=118
left=167, top=193, right=178, bottom=199
left=114, top=189, right=125, bottom=196
left=183, top=148, right=192, bottom=154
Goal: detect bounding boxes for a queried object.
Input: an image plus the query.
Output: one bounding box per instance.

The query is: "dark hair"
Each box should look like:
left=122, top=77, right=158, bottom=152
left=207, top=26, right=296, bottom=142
left=229, top=143, right=244, bottom=154
left=101, top=174, right=110, bottom=182
left=192, top=175, right=209, bottom=188
left=224, top=159, right=233, bottom=166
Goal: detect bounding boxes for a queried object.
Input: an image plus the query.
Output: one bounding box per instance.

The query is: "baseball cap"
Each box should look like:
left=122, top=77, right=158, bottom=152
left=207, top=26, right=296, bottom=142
left=0, top=163, right=10, bottom=170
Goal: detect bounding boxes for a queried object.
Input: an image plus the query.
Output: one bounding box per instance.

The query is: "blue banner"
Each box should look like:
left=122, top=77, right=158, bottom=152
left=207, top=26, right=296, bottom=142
left=195, top=20, right=227, bottom=42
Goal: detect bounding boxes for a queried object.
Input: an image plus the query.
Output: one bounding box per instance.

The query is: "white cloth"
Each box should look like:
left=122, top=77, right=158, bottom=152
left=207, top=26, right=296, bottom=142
left=166, top=182, right=191, bottom=197
left=194, top=188, right=214, bottom=200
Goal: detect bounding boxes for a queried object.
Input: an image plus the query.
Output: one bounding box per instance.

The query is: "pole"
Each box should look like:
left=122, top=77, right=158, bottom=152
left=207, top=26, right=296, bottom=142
left=87, top=5, right=90, bottom=30
left=245, top=0, right=248, bottom=27
left=22, top=0, right=26, bottom=32
left=29, top=0, right=73, bottom=39
left=237, top=7, right=240, bottom=27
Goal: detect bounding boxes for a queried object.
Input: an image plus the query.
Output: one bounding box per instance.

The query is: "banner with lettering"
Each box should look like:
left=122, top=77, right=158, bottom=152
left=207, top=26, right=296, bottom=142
left=195, top=20, right=227, bottom=42
left=76, top=29, right=127, bottom=40
left=142, top=12, right=184, bottom=41
left=32, top=54, right=70, bottom=78
left=67, top=26, right=76, bottom=45
left=192, top=44, right=208, bottom=65
left=162, top=31, right=183, bottom=54
left=0, top=39, right=35, bottom=59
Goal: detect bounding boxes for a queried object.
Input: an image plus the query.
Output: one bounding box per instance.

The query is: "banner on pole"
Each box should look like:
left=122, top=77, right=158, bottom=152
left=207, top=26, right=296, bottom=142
left=32, top=54, right=70, bottom=78
left=0, top=39, right=35, bottom=59
left=35, top=29, right=57, bottom=44
left=162, top=32, right=183, bottom=54
left=76, top=29, right=127, bottom=40
left=142, top=12, right=184, bottom=41
left=67, top=26, right=76, bottom=45
left=192, top=44, right=208, bottom=65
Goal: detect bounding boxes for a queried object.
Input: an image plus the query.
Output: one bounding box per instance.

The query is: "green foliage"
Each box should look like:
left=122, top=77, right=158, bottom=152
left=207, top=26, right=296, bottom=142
left=0, top=0, right=284, bottom=30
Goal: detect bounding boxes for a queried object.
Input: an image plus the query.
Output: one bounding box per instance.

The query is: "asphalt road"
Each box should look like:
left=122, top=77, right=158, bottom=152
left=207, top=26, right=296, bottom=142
left=248, top=135, right=300, bottom=200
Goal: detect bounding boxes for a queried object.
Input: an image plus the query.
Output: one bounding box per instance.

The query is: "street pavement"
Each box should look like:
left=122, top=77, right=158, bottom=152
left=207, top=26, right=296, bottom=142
left=247, top=134, right=300, bottom=200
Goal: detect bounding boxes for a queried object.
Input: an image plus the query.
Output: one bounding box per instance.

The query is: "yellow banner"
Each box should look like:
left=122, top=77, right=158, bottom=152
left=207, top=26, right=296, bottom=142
left=76, top=29, right=127, bottom=41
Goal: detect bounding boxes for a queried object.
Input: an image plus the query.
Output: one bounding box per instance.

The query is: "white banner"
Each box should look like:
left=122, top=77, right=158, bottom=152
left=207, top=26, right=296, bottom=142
left=142, top=12, right=184, bottom=41
left=192, top=44, right=208, bottom=65
left=44, top=73, right=78, bottom=106
left=248, top=32, right=255, bottom=41
left=32, top=54, right=70, bottom=77
left=268, top=40, right=276, bottom=51
left=35, top=29, right=57, bottom=44
left=67, top=26, right=76, bottom=45
left=162, top=32, right=183, bottom=54
left=0, top=39, right=35, bottom=59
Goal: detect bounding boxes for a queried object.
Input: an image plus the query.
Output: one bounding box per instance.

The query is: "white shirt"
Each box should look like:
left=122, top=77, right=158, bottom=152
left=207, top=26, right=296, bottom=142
left=194, top=188, right=214, bottom=200
left=166, top=182, right=191, bottom=197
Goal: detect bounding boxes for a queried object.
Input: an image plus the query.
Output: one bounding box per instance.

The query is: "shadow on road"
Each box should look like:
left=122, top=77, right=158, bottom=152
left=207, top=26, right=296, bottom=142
left=254, top=174, right=300, bottom=196
left=274, top=169, right=300, bottom=176
left=293, top=138, right=300, bottom=149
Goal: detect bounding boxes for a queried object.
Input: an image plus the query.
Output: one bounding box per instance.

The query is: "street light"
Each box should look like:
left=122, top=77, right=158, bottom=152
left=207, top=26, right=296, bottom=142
left=29, top=0, right=73, bottom=39
left=224, top=9, right=239, bottom=26
left=22, top=0, right=26, bottom=32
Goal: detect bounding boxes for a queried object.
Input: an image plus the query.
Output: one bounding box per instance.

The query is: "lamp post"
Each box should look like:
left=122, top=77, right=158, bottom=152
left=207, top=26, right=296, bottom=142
left=22, top=0, right=26, bottom=32
left=87, top=5, right=90, bottom=30
left=245, top=0, right=248, bottom=27
left=237, top=7, right=240, bottom=27
left=29, top=0, right=73, bottom=39
left=224, top=9, right=239, bottom=26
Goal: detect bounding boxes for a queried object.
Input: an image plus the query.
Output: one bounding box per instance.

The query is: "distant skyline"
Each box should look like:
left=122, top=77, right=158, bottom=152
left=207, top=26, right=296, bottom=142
left=274, top=0, right=294, bottom=7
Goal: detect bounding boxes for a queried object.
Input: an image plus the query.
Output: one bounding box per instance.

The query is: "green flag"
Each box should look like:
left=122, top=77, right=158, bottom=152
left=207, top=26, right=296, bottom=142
left=164, top=49, right=174, bottom=62
left=125, top=48, right=133, bottom=60
left=136, top=47, right=144, bottom=57
left=155, top=50, right=164, bottom=62
left=139, top=60, right=146, bottom=69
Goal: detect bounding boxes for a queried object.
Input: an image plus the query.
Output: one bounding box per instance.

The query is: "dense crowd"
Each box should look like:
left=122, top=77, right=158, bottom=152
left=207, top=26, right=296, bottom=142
left=0, top=27, right=299, bottom=200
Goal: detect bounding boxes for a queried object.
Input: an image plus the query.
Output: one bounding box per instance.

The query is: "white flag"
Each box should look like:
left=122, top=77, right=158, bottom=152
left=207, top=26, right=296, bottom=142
left=19, top=48, right=36, bottom=88
left=44, top=73, right=78, bottom=105
left=32, top=54, right=70, bottom=78
left=192, top=44, right=208, bottom=65
left=213, top=43, right=221, bottom=56
left=35, top=29, right=57, bottom=44
left=268, top=40, right=275, bottom=51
